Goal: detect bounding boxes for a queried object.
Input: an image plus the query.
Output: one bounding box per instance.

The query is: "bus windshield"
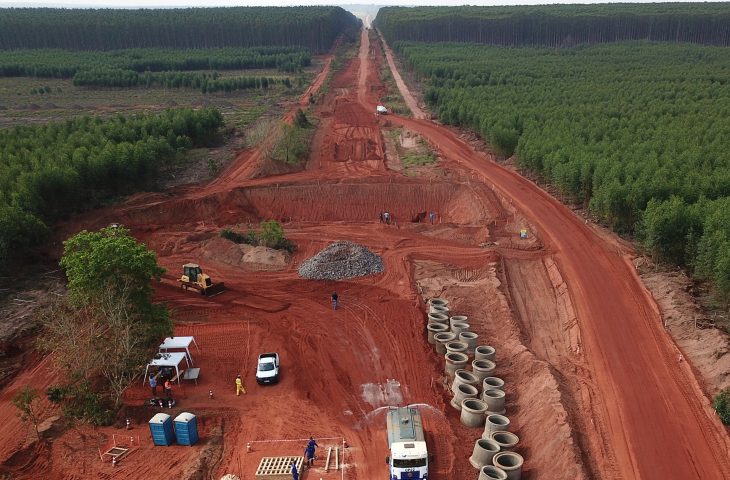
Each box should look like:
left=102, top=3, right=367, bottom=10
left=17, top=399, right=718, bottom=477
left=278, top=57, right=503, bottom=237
left=393, top=458, right=427, bottom=468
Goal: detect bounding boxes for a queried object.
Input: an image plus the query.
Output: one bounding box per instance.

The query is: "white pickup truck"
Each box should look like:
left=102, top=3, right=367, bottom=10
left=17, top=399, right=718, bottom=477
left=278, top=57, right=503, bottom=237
left=256, top=352, right=280, bottom=384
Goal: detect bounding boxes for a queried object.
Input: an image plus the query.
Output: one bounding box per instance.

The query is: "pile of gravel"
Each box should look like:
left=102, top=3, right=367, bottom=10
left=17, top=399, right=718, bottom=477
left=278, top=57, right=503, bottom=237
left=298, top=240, right=384, bottom=280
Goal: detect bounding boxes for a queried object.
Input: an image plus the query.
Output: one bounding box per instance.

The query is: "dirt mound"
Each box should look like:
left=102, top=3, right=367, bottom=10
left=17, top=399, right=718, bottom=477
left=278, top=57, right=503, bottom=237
left=298, top=240, right=383, bottom=280
left=200, top=236, right=289, bottom=271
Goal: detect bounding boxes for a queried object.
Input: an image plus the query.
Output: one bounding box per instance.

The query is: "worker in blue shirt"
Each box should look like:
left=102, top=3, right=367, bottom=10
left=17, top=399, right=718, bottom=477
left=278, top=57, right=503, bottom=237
left=291, top=461, right=299, bottom=480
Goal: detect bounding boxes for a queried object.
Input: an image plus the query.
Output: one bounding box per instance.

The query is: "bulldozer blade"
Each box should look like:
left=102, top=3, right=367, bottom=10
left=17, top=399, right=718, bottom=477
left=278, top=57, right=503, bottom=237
left=204, top=282, right=225, bottom=296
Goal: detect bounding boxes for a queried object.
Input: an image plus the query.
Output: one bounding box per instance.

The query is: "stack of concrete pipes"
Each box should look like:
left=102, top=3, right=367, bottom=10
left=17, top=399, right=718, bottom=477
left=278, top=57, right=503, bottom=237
left=426, top=299, right=525, bottom=480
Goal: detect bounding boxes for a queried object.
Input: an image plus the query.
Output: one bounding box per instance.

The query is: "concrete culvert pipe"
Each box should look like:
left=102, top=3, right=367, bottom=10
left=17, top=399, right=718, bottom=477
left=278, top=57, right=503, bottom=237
left=461, top=398, right=489, bottom=428
left=492, top=452, right=524, bottom=480
left=459, top=331, right=479, bottom=354
left=482, top=414, right=510, bottom=439
left=483, top=376, right=505, bottom=391
left=450, top=321, right=470, bottom=335
left=469, top=438, right=500, bottom=469
left=444, top=352, right=469, bottom=377
left=430, top=304, right=450, bottom=315
left=428, top=312, right=449, bottom=325
left=472, top=359, right=496, bottom=382
left=479, top=465, right=508, bottom=480
left=445, top=340, right=469, bottom=355
left=434, top=332, right=457, bottom=354
left=451, top=369, right=480, bottom=393
left=491, top=431, right=519, bottom=451
left=429, top=298, right=449, bottom=308
left=475, top=345, right=496, bottom=361
left=483, top=388, right=506, bottom=414
left=449, top=315, right=468, bottom=327
left=427, top=323, right=449, bottom=344
left=450, top=383, right=478, bottom=410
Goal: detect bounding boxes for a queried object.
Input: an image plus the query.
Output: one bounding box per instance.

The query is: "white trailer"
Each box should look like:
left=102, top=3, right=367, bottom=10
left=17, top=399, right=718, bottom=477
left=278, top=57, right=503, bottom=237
left=386, top=406, right=429, bottom=480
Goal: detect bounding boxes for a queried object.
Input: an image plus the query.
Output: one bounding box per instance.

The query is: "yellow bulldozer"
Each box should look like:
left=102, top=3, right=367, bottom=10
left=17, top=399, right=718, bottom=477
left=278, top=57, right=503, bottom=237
left=178, top=263, right=225, bottom=296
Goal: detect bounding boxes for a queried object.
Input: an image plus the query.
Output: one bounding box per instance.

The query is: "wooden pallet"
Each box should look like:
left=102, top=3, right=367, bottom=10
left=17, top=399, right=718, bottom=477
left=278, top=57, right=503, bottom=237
left=255, top=456, right=304, bottom=479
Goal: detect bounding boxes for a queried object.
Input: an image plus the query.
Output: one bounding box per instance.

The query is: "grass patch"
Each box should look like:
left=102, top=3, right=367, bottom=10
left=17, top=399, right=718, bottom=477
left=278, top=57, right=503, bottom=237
left=402, top=150, right=436, bottom=167
left=271, top=121, right=316, bottom=165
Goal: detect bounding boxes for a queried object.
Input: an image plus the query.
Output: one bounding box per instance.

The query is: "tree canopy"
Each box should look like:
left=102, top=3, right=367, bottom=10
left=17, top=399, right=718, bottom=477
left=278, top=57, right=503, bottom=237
left=393, top=40, right=730, bottom=301
left=0, top=108, right=223, bottom=267
left=60, top=226, right=164, bottom=311
left=375, top=3, right=730, bottom=47
left=42, top=226, right=171, bottom=422
left=0, top=7, right=360, bottom=52
left=0, top=46, right=312, bottom=79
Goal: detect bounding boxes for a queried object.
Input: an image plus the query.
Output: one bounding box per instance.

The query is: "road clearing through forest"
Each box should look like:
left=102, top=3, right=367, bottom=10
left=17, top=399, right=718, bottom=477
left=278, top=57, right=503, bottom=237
left=0, top=27, right=728, bottom=480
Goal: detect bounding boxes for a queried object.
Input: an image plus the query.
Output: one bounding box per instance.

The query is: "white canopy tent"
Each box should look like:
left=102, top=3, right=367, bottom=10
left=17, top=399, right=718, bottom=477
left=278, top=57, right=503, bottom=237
left=143, top=352, right=189, bottom=385
left=159, top=336, right=200, bottom=366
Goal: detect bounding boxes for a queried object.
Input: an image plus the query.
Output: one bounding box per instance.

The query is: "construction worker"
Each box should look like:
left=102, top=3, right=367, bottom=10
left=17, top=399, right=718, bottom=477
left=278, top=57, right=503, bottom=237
left=149, top=374, right=158, bottom=397
left=307, top=437, right=319, bottom=458
left=331, top=292, right=338, bottom=311
left=291, top=461, right=299, bottom=480
left=236, top=374, right=246, bottom=396
left=383, top=211, right=390, bottom=224
left=304, top=444, right=316, bottom=467
left=164, top=379, right=172, bottom=398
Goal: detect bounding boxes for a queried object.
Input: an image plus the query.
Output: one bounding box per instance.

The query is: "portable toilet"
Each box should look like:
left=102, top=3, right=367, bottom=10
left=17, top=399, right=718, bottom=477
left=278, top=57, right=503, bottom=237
left=149, top=412, right=175, bottom=446
left=174, top=412, right=199, bottom=446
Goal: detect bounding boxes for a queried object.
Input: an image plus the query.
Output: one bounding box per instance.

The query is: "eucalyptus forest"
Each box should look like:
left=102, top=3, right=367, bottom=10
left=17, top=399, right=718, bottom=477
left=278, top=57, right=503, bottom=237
left=0, top=6, right=359, bottom=265
left=375, top=3, right=730, bottom=46
left=0, top=7, right=360, bottom=52
left=377, top=5, right=730, bottom=300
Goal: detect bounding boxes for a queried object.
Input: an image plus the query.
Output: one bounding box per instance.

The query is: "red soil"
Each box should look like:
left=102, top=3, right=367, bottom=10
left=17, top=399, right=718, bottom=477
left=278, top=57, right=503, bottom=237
left=1, top=27, right=728, bottom=480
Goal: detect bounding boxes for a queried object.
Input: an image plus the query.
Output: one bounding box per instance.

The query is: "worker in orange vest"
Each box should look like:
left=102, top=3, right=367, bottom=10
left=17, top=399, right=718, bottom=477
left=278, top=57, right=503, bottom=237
left=236, top=374, right=246, bottom=396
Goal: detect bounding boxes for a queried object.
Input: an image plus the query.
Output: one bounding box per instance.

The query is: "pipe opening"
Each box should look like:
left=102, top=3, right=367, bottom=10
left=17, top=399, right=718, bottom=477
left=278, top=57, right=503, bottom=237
left=487, top=414, right=509, bottom=426
left=484, top=389, right=505, bottom=399
left=495, top=452, right=523, bottom=469
left=463, top=399, right=487, bottom=411
left=458, top=384, right=479, bottom=395
left=445, top=352, right=469, bottom=362
left=478, top=439, right=500, bottom=452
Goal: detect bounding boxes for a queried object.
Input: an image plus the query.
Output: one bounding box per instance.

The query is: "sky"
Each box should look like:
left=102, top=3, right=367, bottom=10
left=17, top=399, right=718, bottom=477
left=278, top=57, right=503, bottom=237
left=0, top=0, right=718, bottom=8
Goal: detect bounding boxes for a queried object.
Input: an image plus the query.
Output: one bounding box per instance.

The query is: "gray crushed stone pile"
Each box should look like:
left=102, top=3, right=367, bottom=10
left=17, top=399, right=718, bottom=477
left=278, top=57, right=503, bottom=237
left=298, top=240, right=384, bottom=280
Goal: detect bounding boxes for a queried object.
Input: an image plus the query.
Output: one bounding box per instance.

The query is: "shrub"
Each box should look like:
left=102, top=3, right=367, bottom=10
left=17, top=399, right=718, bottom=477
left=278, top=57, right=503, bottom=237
left=219, top=220, right=296, bottom=252
left=713, top=387, right=730, bottom=425
left=221, top=228, right=245, bottom=243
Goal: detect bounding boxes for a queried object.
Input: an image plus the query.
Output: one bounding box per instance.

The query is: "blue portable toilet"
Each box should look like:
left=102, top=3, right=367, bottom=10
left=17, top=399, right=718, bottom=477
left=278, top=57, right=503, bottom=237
left=174, top=412, right=199, bottom=446
left=149, top=412, right=175, bottom=446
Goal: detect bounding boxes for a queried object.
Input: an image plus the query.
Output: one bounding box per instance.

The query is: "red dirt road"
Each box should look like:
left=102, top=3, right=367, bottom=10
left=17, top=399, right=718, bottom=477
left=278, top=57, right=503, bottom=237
left=1, top=27, right=728, bottom=480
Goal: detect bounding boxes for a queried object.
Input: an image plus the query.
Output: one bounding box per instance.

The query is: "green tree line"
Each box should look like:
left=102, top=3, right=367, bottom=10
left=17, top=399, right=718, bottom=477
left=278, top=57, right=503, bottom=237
left=0, top=46, right=311, bottom=79
left=0, top=7, right=360, bottom=52
left=375, top=4, right=730, bottom=47
left=72, top=69, right=286, bottom=92
left=0, top=108, right=224, bottom=266
left=394, top=40, right=730, bottom=301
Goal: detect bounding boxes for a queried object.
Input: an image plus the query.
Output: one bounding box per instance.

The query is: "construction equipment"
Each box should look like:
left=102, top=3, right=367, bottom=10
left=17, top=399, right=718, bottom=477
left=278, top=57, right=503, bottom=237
left=178, top=263, right=225, bottom=296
